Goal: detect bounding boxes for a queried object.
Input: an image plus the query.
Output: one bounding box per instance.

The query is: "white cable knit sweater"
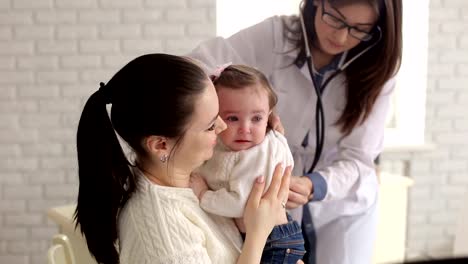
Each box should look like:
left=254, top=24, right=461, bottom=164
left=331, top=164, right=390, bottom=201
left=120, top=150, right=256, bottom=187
left=118, top=169, right=242, bottom=264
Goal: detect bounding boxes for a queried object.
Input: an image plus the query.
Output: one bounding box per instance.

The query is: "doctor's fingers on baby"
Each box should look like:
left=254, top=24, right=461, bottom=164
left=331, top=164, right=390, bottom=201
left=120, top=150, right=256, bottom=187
left=268, top=112, right=285, bottom=135
left=287, top=189, right=309, bottom=208
left=287, top=176, right=313, bottom=208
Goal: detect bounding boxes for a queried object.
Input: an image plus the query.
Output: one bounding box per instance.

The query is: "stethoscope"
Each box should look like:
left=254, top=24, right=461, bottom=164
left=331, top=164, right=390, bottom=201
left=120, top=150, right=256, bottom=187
left=298, top=11, right=382, bottom=174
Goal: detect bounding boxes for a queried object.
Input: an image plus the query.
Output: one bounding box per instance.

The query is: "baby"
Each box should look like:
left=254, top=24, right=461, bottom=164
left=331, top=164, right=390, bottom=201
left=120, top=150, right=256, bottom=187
left=194, top=64, right=305, bottom=264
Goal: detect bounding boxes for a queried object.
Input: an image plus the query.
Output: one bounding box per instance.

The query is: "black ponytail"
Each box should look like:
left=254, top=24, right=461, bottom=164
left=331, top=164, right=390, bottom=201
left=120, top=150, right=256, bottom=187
left=75, top=85, right=136, bottom=264
left=73, top=54, right=208, bottom=264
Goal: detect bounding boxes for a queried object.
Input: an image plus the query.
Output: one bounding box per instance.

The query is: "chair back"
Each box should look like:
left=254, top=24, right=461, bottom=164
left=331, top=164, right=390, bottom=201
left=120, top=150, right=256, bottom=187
left=47, top=234, right=76, bottom=264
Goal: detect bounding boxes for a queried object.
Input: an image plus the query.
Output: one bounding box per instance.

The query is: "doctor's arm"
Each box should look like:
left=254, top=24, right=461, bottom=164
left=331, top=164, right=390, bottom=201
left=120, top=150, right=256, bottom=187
left=286, top=79, right=395, bottom=210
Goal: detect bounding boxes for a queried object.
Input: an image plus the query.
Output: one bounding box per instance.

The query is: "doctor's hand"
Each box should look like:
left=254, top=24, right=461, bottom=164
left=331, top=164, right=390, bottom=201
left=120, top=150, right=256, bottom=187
left=268, top=112, right=285, bottom=135
left=286, top=176, right=313, bottom=209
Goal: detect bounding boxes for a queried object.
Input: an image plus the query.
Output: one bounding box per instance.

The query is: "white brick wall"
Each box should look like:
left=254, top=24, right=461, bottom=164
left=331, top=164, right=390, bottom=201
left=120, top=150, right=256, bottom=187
left=0, top=0, right=215, bottom=263
left=382, top=0, right=468, bottom=259
left=1, top=0, right=466, bottom=263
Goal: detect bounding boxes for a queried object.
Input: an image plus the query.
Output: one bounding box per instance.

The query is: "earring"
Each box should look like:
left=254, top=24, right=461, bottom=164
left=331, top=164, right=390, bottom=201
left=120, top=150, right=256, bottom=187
left=160, top=154, right=168, bottom=163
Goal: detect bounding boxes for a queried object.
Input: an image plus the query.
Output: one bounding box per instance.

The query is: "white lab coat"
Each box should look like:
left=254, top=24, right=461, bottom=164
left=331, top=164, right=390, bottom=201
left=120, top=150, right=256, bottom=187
left=189, top=15, right=395, bottom=264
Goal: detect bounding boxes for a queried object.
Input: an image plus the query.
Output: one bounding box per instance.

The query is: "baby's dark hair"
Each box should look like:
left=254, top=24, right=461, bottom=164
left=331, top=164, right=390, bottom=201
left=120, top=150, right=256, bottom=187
left=211, top=65, right=278, bottom=111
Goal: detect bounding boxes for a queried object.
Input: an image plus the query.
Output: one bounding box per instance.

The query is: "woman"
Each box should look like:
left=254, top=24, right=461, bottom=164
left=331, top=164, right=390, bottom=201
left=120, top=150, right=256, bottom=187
left=189, top=0, right=402, bottom=263
left=74, top=53, right=292, bottom=264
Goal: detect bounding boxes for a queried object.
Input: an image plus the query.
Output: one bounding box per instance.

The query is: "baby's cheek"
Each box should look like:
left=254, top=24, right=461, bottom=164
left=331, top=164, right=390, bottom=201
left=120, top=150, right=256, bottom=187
left=254, top=126, right=267, bottom=138
left=259, top=121, right=269, bottom=132
left=218, top=130, right=231, bottom=144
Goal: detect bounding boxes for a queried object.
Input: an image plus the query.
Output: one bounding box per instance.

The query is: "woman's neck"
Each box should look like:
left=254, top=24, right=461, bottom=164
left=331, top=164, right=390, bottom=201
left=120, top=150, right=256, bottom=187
left=139, top=161, right=191, bottom=188
left=310, top=46, right=335, bottom=71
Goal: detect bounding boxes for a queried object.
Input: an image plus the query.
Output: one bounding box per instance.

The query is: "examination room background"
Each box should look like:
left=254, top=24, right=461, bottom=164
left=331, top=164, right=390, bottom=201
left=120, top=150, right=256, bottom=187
left=0, top=0, right=467, bottom=263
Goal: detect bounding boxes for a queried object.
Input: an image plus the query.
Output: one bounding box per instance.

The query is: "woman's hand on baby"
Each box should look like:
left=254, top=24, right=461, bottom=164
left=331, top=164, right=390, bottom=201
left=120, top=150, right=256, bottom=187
left=189, top=173, right=209, bottom=200
left=243, top=163, right=291, bottom=238
left=286, top=176, right=313, bottom=209
left=268, top=112, right=285, bottom=135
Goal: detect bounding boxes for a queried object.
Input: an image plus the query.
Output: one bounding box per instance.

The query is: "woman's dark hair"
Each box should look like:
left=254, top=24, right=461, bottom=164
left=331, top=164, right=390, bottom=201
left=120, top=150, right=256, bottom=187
left=74, top=53, right=208, bottom=264
left=283, top=0, right=402, bottom=136
left=212, top=64, right=278, bottom=110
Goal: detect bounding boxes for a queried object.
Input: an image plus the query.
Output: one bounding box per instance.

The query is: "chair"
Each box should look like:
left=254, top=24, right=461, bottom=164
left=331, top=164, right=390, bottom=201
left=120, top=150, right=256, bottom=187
left=47, top=234, right=76, bottom=264
left=47, top=204, right=98, bottom=264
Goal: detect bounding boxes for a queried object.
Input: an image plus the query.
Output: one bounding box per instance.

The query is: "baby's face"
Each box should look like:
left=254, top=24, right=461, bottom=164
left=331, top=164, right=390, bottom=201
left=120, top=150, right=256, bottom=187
left=217, top=85, right=270, bottom=151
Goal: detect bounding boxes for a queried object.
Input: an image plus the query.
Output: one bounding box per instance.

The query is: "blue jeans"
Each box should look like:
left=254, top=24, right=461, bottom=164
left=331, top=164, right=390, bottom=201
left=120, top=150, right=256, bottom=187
left=241, top=214, right=306, bottom=264
left=261, top=214, right=306, bottom=264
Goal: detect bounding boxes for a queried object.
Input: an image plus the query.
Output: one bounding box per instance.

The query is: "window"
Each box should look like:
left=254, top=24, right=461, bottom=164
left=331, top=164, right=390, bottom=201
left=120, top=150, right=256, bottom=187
left=216, top=0, right=301, bottom=38
left=217, top=0, right=429, bottom=148
left=383, top=0, right=429, bottom=148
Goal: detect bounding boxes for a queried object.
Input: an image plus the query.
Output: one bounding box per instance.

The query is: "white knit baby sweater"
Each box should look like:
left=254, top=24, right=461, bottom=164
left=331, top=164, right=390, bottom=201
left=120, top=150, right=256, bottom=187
left=118, top=169, right=242, bottom=264
left=197, top=130, right=294, bottom=218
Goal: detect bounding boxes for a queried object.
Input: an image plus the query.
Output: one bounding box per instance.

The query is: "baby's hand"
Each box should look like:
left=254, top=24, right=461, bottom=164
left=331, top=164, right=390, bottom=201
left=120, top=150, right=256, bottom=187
left=189, top=173, right=209, bottom=200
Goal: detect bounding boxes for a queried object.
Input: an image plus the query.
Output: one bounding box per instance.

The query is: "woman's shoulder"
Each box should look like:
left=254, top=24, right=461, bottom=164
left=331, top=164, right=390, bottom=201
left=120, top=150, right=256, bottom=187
left=264, top=15, right=301, bottom=59
left=119, top=179, right=204, bottom=245
left=233, top=15, right=298, bottom=52
left=123, top=181, right=189, bottom=219
left=275, top=14, right=299, bottom=29
left=119, top=193, right=214, bottom=263
left=141, top=176, right=198, bottom=206
left=123, top=174, right=199, bottom=223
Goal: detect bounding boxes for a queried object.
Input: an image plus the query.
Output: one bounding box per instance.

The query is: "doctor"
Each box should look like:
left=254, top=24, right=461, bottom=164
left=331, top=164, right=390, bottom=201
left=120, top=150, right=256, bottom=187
left=189, top=0, right=402, bottom=263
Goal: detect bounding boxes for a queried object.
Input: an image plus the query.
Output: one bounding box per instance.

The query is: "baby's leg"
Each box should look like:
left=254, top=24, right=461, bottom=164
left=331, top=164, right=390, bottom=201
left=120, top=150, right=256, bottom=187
left=260, top=213, right=306, bottom=264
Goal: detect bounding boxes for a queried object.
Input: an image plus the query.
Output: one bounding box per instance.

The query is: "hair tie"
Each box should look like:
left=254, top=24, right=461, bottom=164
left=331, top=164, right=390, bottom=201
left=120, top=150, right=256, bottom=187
left=210, top=62, right=232, bottom=81
left=98, top=82, right=112, bottom=104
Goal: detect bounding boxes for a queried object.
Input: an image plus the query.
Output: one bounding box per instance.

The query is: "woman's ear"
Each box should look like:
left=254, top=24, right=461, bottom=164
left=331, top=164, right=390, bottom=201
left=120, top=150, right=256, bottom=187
left=145, top=135, right=168, bottom=157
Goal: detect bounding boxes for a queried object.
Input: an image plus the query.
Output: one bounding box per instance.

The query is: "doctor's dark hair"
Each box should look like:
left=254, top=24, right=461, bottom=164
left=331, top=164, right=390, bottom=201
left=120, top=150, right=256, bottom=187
left=211, top=64, right=278, bottom=111
left=283, top=0, right=402, bottom=136
left=75, top=53, right=208, bottom=264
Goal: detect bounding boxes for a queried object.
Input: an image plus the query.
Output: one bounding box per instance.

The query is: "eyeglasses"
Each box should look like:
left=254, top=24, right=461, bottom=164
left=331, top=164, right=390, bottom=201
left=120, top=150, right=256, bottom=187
left=320, top=0, right=378, bottom=42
